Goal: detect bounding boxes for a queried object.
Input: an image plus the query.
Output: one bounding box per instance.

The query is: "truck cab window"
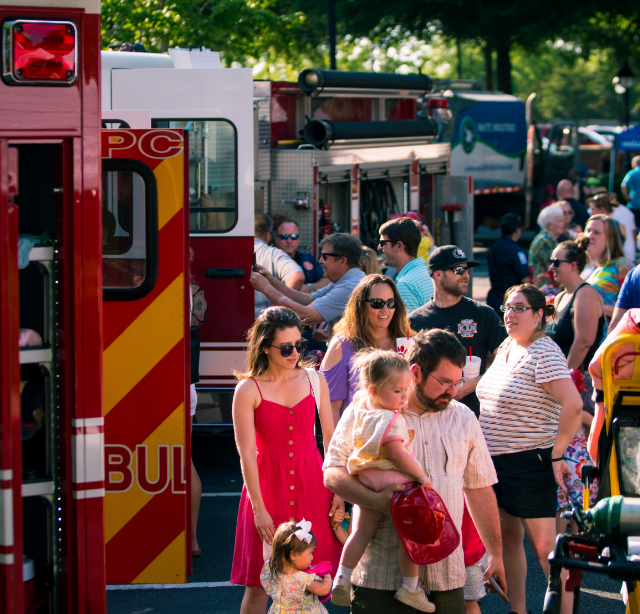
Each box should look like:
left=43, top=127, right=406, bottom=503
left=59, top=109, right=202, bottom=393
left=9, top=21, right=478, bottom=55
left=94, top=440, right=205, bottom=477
left=102, top=159, right=158, bottom=300
left=153, top=119, right=238, bottom=233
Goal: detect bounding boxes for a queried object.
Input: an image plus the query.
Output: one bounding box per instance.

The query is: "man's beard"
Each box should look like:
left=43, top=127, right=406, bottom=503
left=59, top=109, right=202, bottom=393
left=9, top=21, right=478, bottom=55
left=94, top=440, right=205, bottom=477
left=414, top=381, right=453, bottom=413
left=441, top=276, right=467, bottom=297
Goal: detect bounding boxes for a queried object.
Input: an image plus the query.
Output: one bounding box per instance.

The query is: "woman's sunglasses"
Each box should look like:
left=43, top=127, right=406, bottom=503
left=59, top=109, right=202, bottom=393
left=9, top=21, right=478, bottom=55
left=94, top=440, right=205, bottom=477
left=549, top=258, right=572, bottom=267
left=271, top=339, right=307, bottom=357
left=277, top=233, right=300, bottom=241
left=364, top=298, right=399, bottom=309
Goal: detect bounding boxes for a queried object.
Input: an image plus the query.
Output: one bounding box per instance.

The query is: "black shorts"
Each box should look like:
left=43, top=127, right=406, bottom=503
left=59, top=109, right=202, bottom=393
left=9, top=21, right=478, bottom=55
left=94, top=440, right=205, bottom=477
left=491, top=447, right=557, bottom=518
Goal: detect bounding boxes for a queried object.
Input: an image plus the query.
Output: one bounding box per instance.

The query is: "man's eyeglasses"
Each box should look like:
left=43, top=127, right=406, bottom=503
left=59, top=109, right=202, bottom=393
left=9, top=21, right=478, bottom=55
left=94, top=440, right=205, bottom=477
left=377, top=239, right=394, bottom=248
left=500, top=304, right=534, bottom=314
left=271, top=339, right=308, bottom=357
left=364, top=298, right=399, bottom=310
left=321, top=252, right=343, bottom=260
left=428, top=372, right=464, bottom=389
left=549, top=258, right=572, bottom=268
left=277, top=233, right=300, bottom=241
left=446, top=266, right=469, bottom=276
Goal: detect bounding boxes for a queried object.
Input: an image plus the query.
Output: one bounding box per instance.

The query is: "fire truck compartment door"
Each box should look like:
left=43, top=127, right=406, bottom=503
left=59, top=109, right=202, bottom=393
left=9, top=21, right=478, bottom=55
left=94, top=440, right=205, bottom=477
left=101, top=129, right=189, bottom=584
left=0, top=141, right=22, bottom=611
left=110, top=68, right=253, bottom=238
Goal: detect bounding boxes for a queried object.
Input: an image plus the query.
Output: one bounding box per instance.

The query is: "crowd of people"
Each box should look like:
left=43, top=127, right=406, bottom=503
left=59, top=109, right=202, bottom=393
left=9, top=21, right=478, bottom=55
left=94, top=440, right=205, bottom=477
left=215, top=178, right=640, bottom=614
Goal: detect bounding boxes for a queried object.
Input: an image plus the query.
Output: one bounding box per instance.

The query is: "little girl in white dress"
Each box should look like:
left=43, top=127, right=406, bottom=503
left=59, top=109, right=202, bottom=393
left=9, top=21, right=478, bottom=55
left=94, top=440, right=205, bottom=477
left=331, top=350, right=434, bottom=612
left=260, top=519, right=331, bottom=614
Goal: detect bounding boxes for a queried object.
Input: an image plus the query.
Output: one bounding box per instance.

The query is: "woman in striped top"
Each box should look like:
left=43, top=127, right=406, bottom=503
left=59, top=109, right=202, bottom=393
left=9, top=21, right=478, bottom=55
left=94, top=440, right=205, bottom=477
left=477, top=284, right=583, bottom=614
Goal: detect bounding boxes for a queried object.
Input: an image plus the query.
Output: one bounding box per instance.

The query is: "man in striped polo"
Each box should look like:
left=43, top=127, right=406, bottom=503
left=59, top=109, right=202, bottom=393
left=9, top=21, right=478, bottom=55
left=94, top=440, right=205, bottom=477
left=378, top=217, right=434, bottom=313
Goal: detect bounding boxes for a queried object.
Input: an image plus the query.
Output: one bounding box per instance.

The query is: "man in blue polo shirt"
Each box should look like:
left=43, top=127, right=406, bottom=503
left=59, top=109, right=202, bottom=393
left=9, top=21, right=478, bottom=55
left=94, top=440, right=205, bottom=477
left=378, top=216, right=433, bottom=313
left=610, top=263, right=640, bottom=329
left=622, top=156, right=640, bottom=229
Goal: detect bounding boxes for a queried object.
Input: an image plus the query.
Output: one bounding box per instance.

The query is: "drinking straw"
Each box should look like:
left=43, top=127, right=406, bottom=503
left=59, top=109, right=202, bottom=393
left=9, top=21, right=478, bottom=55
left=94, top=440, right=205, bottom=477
left=469, top=346, right=472, bottom=360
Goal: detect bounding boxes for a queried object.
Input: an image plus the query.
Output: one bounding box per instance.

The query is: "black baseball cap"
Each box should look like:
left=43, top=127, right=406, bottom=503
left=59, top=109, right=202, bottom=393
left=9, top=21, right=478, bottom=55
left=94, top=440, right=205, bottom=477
left=428, top=245, right=480, bottom=275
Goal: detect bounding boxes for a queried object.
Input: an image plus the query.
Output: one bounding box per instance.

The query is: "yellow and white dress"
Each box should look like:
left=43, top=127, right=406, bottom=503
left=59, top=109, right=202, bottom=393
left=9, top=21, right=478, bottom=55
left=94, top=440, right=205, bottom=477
left=346, top=391, right=414, bottom=491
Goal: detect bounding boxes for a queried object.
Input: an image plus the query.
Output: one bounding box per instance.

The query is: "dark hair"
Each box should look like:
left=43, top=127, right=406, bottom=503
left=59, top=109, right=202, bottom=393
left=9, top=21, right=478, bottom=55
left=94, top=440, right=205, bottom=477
left=557, top=236, right=589, bottom=273
left=333, top=275, right=408, bottom=349
left=501, top=212, right=522, bottom=236
left=275, top=218, right=300, bottom=233
left=269, top=521, right=317, bottom=581
left=378, top=217, right=421, bottom=257
left=406, top=329, right=466, bottom=375
left=320, top=233, right=362, bottom=267
left=503, top=283, right=556, bottom=332
left=254, top=212, right=273, bottom=238
left=235, top=307, right=306, bottom=379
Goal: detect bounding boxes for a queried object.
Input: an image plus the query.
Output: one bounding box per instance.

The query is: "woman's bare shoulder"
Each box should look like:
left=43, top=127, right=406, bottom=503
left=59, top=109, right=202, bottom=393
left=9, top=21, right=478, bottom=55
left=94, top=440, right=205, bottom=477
left=321, top=337, right=344, bottom=371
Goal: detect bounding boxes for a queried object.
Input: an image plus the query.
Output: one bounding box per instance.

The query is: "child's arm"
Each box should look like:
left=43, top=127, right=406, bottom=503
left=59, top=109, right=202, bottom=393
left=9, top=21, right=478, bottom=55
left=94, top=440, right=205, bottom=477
left=305, top=575, right=332, bottom=597
left=383, top=440, right=431, bottom=486
left=332, top=508, right=351, bottom=544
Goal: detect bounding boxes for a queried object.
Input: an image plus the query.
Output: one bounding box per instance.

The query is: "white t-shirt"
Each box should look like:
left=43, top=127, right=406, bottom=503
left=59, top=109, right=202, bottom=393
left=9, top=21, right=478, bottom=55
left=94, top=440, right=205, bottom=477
left=477, top=335, right=571, bottom=455
left=254, top=238, right=303, bottom=318
left=611, top=205, right=637, bottom=262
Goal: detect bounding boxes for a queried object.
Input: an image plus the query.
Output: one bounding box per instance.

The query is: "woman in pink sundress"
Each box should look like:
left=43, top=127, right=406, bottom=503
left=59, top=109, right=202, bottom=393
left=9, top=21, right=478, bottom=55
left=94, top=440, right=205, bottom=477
left=231, top=307, right=343, bottom=614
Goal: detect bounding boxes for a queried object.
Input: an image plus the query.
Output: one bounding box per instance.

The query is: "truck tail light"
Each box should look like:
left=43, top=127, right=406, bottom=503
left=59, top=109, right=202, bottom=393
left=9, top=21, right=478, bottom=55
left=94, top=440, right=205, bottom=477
left=428, top=97, right=452, bottom=125
left=2, top=20, right=77, bottom=85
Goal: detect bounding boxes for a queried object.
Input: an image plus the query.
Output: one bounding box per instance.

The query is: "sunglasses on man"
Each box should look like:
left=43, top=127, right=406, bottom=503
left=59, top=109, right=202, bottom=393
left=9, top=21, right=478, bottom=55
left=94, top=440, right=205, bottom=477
left=277, top=233, right=300, bottom=241
left=446, top=266, right=469, bottom=276
left=271, top=339, right=308, bottom=357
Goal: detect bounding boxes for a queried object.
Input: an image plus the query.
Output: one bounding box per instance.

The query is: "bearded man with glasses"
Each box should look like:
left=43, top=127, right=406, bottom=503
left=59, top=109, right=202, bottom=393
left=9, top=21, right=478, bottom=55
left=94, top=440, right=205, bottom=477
left=408, top=245, right=506, bottom=419
left=323, top=329, right=506, bottom=614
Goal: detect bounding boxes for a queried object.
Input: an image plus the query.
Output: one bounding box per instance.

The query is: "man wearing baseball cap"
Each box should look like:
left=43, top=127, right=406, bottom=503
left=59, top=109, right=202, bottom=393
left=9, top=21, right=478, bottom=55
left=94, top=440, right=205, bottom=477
left=323, top=329, right=505, bottom=613
left=408, top=245, right=506, bottom=418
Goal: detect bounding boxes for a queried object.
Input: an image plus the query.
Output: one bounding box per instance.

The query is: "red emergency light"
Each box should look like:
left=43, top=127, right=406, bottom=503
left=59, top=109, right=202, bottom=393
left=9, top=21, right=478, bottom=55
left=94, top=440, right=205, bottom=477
left=2, top=20, right=77, bottom=85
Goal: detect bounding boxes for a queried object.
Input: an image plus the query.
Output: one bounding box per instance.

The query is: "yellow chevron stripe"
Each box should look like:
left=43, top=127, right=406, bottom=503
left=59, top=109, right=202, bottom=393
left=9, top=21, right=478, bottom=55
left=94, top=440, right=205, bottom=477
left=103, top=274, right=184, bottom=415
left=105, top=403, right=185, bottom=543
left=132, top=531, right=186, bottom=584
left=156, top=156, right=184, bottom=231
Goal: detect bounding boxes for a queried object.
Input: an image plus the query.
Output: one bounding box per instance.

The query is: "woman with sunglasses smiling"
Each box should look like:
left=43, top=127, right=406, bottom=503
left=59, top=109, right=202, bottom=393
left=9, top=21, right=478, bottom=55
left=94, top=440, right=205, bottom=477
left=477, top=284, right=583, bottom=614
left=231, top=307, right=342, bottom=614
left=321, top=275, right=409, bottom=425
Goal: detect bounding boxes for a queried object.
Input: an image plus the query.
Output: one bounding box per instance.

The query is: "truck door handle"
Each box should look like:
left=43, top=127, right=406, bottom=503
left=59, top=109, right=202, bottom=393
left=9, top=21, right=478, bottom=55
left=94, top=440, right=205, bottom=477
left=205, top=268, right=245, bottom=278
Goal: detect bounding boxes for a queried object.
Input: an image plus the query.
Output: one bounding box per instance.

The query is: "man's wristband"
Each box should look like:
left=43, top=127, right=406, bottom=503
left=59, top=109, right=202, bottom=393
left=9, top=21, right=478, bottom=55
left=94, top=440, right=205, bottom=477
left=551, top=456, right=567, bottom=463
left=308, top=283, right=314, bottom=292
left=592, top=388, right=604, bottom=403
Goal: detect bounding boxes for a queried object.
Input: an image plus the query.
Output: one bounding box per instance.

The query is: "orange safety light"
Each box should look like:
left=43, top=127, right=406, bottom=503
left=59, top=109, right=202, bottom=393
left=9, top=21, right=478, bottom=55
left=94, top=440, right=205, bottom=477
left=2, top=20, right=77, bottom=84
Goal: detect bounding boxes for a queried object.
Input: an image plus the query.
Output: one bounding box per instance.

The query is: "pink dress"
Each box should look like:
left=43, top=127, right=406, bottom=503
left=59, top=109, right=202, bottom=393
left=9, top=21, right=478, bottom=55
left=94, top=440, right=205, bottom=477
left=231, top=378, right=342, bottom=587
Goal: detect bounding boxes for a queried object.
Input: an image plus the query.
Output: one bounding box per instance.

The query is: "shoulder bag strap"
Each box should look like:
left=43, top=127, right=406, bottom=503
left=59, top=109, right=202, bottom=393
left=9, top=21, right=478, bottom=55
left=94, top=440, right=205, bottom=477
left=305, top=367, right=324, bottom=456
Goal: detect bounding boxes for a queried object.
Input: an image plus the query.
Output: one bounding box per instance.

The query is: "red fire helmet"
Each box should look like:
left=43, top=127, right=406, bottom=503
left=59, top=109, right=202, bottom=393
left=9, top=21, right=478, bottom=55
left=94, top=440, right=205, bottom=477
left=391, top=483, right=460, bottom=565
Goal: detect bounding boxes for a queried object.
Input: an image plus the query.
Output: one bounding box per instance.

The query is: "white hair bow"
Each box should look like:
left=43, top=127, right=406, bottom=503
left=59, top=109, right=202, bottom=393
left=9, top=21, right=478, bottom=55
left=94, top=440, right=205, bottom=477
left=294, top=518, right=313, bottom=544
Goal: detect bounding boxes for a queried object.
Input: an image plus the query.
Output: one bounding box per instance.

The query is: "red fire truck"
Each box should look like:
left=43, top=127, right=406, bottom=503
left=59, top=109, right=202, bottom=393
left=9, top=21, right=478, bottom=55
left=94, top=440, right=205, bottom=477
left=0, top=1, right=107, bottom=612
left=1, top=0, right=193, bottom=609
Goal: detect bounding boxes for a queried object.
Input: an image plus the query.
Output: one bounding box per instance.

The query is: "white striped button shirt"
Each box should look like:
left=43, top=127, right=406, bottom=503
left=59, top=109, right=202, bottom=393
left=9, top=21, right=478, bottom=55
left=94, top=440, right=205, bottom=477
left=323, top=399, right=497, bottom=592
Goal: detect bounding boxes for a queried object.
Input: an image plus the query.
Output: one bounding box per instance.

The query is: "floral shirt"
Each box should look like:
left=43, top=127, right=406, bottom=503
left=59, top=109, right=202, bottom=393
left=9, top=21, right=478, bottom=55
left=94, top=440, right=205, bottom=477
left=260, top=561, right=328, bottom=614
left=585, top=258, right=634, bottom=306
left=528, top=230, right=556, bottom=278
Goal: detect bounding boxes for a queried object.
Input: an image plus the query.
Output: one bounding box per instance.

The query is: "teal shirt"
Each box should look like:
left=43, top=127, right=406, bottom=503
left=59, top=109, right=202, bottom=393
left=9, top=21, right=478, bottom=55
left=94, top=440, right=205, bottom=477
left=395, top=258, right=434, bottom=315
left=528, top=230, right=556, bottom=279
